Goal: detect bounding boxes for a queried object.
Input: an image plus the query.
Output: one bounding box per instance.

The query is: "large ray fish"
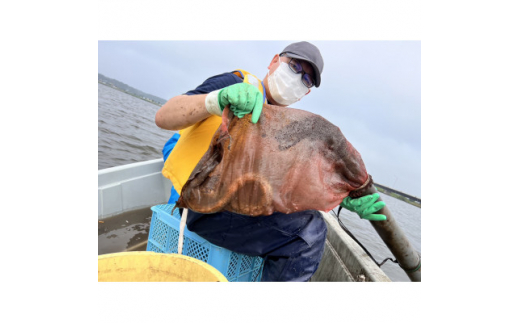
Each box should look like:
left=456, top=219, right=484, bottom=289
left=176, top=105, right=373, bottom=216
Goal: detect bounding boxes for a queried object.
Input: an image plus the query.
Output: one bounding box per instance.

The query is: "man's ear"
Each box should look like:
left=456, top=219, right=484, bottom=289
left=268, top=54, right=280, bottom=69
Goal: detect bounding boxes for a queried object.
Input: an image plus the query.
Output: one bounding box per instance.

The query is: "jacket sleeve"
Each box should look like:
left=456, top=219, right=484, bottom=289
left=183, top=72, right=242, bottom=95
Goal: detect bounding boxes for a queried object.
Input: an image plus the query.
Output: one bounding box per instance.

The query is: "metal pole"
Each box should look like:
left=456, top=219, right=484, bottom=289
left=366, top=185, right=421, bottom=282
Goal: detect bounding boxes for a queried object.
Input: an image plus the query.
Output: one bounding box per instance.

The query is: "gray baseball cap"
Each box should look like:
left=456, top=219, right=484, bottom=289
left=280, top=41, right=324, bottom=87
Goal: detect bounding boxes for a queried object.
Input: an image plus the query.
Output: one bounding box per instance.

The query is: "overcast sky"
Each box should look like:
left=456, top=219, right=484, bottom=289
left=98, top=40, right=421, bottom=197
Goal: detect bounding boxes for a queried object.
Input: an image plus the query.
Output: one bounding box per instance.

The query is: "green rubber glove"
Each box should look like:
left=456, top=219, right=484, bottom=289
left=340, top=193, right=387, bottom=221
left=218, top=83, right=263, bottom=123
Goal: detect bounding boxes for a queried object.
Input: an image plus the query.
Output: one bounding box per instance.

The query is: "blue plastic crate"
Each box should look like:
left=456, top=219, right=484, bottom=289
left=147, top=204, right=264, bottom=282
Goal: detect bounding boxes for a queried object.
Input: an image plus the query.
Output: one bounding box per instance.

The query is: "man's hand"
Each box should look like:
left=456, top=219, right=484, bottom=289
left=205, top=83, right=264, bottom=123
left=340, top=193, right=387, bottom=221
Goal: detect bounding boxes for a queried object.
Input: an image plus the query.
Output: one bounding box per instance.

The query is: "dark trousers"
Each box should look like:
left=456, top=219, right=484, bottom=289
left=186, top=209, right=328, bottom=282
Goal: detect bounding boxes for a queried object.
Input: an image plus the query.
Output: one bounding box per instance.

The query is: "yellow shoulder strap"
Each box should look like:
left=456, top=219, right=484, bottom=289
left=233, top=69, right=267, bottom=103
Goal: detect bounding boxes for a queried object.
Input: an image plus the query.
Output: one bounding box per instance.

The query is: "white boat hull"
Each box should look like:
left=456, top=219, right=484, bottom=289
left=98, top=159, right=172, bottom=219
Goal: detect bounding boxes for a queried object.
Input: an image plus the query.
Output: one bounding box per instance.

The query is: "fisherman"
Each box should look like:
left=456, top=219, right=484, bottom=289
left=155, top=41, right=386, bottom=282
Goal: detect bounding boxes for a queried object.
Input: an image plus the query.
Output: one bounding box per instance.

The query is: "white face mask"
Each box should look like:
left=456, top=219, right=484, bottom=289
left=268, top=61, right=310, bottom=106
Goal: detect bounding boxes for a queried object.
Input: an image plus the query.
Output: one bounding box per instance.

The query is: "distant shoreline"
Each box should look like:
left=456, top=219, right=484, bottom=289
left=98, top=81, right=163, bottom=107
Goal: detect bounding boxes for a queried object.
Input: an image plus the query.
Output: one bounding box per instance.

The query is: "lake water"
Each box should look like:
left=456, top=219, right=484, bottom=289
left=98, top=83, right=174, bottom=170
left=98, top=83, right=421, bottom=282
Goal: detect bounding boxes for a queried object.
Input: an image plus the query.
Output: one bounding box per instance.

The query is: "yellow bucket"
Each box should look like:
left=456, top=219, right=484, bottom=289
left=98, top=251, right=228, bottom=282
